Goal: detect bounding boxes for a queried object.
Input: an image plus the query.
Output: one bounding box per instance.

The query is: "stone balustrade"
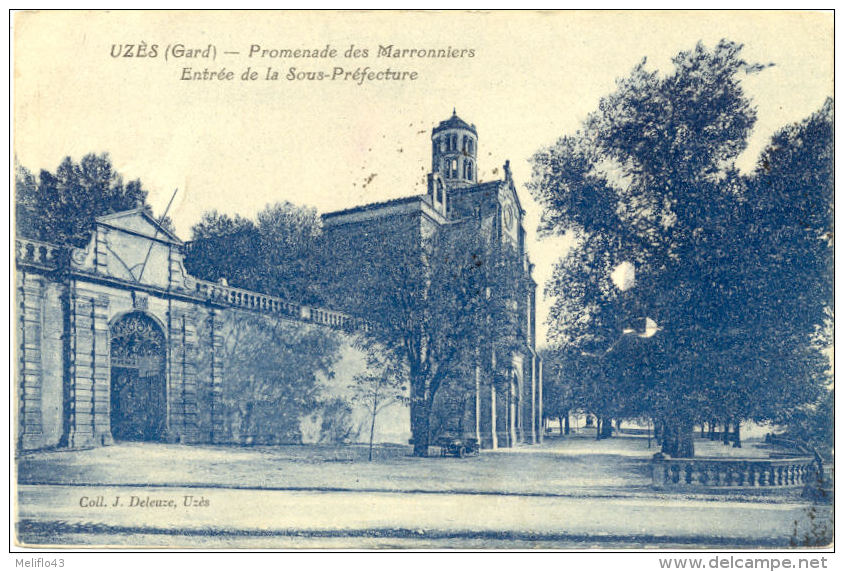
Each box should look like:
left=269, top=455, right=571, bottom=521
left=194, top=279, right=358, bottom=330
left=14, top=235, right=360, bottom=332
left=15, top=238, right=62, bottom=269
left=652, top=455, right=819, bottom=490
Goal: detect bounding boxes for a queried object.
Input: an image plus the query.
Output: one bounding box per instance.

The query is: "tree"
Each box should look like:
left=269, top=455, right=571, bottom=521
left=15, top=153, right=169, bottom=246
left=741, top=100, right=834, bottom=444
left=323, top=217, right=528, bottom=456
left=15, top=163, right=39, bottom=240
left=539, top=348, right=576, bottom=435
left=318, top=398, right=356, bottom=445
left=529, top=40, right=832, bottom=457
left=195, top=310, right=342, bottom=444
left=185, top=210, right=263, bottom=289
left=185, top=201, right=325, bottom=304
left=256, top=202, right=325, bottom=302
left=350, top=348, right=407, bottom=461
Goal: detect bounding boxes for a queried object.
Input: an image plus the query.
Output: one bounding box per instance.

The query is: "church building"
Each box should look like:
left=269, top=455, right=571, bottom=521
left=321, top=111, right=543, bottom=448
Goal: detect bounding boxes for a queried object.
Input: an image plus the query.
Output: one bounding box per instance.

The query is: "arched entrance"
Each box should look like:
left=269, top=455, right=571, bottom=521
left=109, top=312, right=167, bottom=441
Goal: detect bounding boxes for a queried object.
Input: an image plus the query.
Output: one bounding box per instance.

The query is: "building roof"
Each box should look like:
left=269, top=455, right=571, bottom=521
left=321, top=195, right=422, bottom=220
left=432, top=109, right=477, bottom=136
left=323, top=179, right=508, bottom=221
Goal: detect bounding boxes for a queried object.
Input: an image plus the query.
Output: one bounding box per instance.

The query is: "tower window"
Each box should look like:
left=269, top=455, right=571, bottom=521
left=436, top=181, right=443, bottom=203
left=451, top=158, right=458, bottom=178
left=467, top=161, right=473, bottom=180
left=468, top=139, right=474, bottom=154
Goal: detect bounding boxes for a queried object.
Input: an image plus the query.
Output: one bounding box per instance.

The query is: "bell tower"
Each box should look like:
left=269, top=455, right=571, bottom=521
left=427, top=110, right=478, bottom=216
left=431, top=109, right=478, bottom=187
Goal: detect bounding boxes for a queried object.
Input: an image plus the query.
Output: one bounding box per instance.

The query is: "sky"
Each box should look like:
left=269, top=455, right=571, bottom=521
left=13, top=10, right=834, bottom=346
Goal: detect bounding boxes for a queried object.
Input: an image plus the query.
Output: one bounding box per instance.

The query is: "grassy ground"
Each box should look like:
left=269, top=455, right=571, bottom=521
left=17, top=431, right=799, bottom=501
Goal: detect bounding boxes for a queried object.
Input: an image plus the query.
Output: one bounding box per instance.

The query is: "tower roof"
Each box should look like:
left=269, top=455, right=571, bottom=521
left=432, top=109, right=477, bottom=136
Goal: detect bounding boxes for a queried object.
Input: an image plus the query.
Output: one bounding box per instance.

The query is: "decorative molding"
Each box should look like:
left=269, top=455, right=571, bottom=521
left=132, top=291, right=149, bottom=310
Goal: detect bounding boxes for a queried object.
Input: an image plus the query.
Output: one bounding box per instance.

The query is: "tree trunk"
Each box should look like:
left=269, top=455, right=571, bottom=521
left=661, top=419, right=695, bottom=457
left=368, top=412, right=376, bottom=461
left=558, top=416, right=564, bottom=436
left=564, top=411, right=570, bottom=435
left=368, top=400, right=377, bottom=462
left=732, top=421, right=742, bottom=448
left=647, top=418, right=652, bottom=449
left=600, top=417, right=614, bottom=438
left=722, top=421, right=730, bottom=445
left=677, top=421, right=695, bottom=457
left=242, top=403, right=254, bottom=446
left=410, top=397, right=430, bottom=457
left=595, top=416, right=602, bottom=440
left=660, top=420, right=676, bottom=456
left=708, top=420, right=716, bottom=440
left=700, top=424, right=706, bottom=438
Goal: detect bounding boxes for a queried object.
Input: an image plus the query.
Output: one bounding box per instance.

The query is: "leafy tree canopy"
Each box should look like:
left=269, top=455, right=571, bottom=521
left=184, top=201, right=324, bottom=304
left=530, top=40, right=832, bottom=456
left=15, top=153, right=172, bottom=247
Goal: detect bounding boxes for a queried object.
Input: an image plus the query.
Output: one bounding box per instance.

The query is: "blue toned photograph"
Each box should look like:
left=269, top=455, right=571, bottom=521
left=12, top=10, right=833, bottom=550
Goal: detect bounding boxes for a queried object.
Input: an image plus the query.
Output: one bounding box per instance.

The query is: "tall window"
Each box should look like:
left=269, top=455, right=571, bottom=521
left=467, top=160, right=473, bottom=180
left=451, top=158, right=458, bottom=178
left=436, top=181, right=443, bottom=203
left=467, top=138, right=474, bottom=154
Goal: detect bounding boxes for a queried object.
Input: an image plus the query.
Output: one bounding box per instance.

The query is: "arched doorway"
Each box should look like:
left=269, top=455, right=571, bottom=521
left=110, top=312, right=167, bottom=442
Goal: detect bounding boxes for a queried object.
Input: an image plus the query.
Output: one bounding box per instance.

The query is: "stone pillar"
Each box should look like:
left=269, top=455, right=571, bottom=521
left=64, top=283, right=112, bottom=448
left=489, top=349, right=498, bottom=449
left=537, top=357, right=543, bottom=444
left=489, top=382, right=498, bottom=450
left=508, top=376, right=517, bottom=447
left=517, top=369, right=526, bottom=443
left=208, top=308, right=225, bottom=444
left=474, top=361, right=481, bottom=446
left=94, top=227, right=109, bottom=275
left=91, top=295, right=112, bottom=445
left=529, top=354, right=537, bottom=444
left=168, top=305, right=199, bottom=443
left=18, top=272, right=44, bottom=450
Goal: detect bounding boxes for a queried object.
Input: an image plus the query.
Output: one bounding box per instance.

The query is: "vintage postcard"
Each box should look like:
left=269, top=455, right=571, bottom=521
left=12, top=10, right=834, bottom=551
